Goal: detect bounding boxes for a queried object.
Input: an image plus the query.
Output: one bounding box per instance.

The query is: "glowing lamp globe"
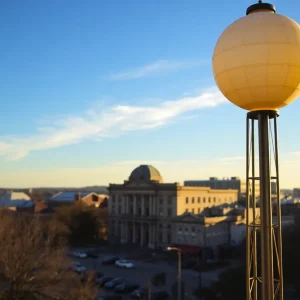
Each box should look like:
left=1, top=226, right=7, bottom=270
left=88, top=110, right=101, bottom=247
left=212, top=2, right=300, bottom=112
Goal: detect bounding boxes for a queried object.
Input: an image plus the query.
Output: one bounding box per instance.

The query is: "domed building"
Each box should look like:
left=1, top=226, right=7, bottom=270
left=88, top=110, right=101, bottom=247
left=108, top=165, right=239, bottom=250
left=129, top=165, right=163, bottom=183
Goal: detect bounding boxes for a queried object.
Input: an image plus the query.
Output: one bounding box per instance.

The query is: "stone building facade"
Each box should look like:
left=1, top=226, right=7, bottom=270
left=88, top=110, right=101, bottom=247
left=108, top=165, right=239, bottom=249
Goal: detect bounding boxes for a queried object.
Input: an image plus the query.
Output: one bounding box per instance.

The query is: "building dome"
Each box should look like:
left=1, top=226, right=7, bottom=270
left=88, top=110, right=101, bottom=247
left=129, top=165, right=163, bottom=183
left=212, top=3, right=300, bottom=112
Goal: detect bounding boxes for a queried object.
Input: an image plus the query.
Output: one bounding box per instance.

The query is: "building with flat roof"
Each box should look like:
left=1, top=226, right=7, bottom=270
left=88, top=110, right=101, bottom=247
left=184, top=177, right=261, bottom=200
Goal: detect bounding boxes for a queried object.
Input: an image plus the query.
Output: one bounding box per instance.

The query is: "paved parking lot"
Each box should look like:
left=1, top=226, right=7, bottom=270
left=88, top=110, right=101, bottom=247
left=73, top=248, right=225, bottom=299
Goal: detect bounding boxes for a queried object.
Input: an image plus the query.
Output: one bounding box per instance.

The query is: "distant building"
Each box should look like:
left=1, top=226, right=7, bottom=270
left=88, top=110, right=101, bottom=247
left=184, top=177, right=260, bottom=200
left=292, top=188, right=300, bottom=200
left=0, top=190, right=35, bottom=213
left=108, top=165, right=238, bottom=249
left=48, top=191, right=107, bottom=208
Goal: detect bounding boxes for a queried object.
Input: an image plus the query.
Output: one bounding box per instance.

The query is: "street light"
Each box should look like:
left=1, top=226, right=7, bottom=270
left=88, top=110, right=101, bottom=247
left=212, top=1, right=300, bottom=299
left=167, top=247, right=181, bottom=300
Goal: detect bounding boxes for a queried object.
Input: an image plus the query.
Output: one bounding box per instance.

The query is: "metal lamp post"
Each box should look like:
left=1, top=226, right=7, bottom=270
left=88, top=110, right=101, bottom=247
left=167, top=247, right=182, bottom=300
left=212, top=1, right=300, bottom=299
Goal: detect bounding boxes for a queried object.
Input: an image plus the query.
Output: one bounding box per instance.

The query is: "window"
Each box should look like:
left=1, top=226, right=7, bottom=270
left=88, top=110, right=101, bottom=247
left=168, top=196, right=172, bottom=205
left=185, top=208, right=188, bottom=213
left=191, top=226, right=195, bottom=232
left=198, top=208, right=200, bottom=213
left=213, top=197, right=216, bottom=203
left=192, top=208, right=195, bottom=214
left=185, top=197, right=189, bottom=204
left=203, top=197, right=206, bottom=203
left=159, top=198, right=163, bottom=205
left=112, top=195, right=115, bottom=203
left=192, top=197, right=195, bottom=203
left=198, top=197, right=200, bottom=203
left=168, top=208, right=172, bottom=217
left=185, top=228, right=188, bottom=232
left=208, top=197, right=211, bottom=203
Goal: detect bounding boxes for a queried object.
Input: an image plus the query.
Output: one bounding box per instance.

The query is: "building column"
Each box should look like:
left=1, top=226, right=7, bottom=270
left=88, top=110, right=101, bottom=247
left=141, top=195, right=145, bottom=216
left=140, top=223, right=144, bottom=247
left=133, top=196, right=137, bottom=215
left=149, top=196, right=153, bottom=216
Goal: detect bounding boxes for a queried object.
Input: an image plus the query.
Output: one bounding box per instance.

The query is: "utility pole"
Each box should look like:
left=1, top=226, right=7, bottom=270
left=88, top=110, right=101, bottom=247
left=167, top=247, right=182, bottom=300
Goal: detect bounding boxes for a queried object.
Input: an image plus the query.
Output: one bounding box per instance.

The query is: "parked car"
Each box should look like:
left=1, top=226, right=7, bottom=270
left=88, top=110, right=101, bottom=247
left=115, top=281, right=139, bottom=293
left=98, top=276, right=114, bottom=287
left=131, top=287, right=148, bottom=299
left=102, top=256, right=120, bottom=265
left=115, top=260, right=135, bottom=269
left=74, top=264, right=86, bottom=273
left=86, top=250, right=99, bottom=258
left=105, top=278, right=124, bottom=289
left=72, top=251, right=87, bottom=258
left=98, top=295, right=123, bottom=300
left=151, top=291, right=169, bottom=300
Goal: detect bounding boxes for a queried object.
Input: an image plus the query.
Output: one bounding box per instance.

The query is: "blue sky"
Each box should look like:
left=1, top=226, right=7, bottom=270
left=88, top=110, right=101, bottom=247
left=1, top=0, right=300, bottom=188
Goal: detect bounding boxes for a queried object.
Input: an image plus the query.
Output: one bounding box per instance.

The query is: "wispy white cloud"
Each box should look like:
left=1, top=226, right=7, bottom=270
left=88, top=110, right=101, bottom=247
left=0, top=87, right=227, bottom=160
left=107, top=59, right=207, bottom=80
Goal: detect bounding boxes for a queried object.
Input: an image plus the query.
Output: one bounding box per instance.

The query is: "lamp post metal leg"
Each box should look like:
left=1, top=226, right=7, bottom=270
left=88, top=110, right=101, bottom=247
left=258, top=112, right=274, bottom=300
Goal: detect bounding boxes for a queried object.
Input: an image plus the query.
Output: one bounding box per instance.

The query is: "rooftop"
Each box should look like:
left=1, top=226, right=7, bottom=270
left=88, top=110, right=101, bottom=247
left=51, top=191, right=91, bottom=202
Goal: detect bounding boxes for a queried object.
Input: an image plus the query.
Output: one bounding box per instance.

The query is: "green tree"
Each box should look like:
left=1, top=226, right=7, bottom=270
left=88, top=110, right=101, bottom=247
left=53, top=202, right=101, bottom=246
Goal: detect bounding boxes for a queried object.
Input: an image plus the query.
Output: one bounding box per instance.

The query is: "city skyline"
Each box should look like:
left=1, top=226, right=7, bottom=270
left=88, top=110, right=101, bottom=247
left=1, top=0, right=300, bottom=188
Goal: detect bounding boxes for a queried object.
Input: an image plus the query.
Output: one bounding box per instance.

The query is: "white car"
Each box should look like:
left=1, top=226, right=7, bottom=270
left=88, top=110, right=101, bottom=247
left=75, top=264, right=86, bottom=273
left=72, top=251, right=87, bottom=258
left=115, top=260, right=135, bottom=269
